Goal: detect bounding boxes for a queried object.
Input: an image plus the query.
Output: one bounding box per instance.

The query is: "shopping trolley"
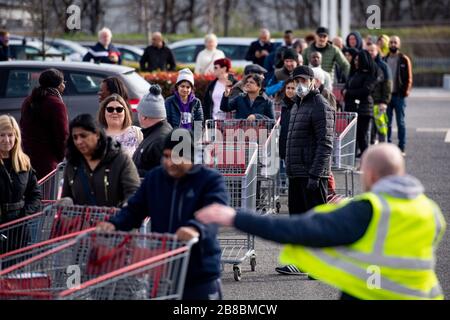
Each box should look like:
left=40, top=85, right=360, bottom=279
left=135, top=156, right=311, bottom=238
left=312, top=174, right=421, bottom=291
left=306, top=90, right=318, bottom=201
left=38, top=162, right=65, bottom=202
left=0, top=229, right=94, bottom=270
left=201, top=142, right=259, bottom=280
left=0, top=231, right=197, bottom=300
left=0, top=204, right=118, bottom=256
left=332, top=112, right=358, bottom=198
left=332, top=83, right=345, bottom=111
left=205, top=119, right=279, bottom=213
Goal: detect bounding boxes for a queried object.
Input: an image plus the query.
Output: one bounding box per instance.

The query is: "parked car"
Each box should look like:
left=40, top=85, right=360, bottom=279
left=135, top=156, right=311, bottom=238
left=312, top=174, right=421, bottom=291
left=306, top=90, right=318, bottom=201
left=9, top=39, right=65, bottom=61
left=168, top=37, right=283, bottom=69
left=0, top=61, right=150, bottom=122
left=45, top=39, right=88, bottom=62
left=115, top=44, right=144, bottom=63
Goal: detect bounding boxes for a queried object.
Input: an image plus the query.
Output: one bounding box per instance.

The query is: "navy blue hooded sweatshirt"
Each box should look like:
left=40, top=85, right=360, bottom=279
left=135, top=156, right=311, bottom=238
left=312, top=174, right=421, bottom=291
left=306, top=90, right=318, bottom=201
left=109, top=164, right=228, bottom=287
left=345, top=31, right=363, bottom=51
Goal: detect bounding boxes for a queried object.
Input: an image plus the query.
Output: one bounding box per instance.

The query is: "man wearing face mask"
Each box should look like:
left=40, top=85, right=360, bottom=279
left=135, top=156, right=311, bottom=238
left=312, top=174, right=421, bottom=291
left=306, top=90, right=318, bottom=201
left=276, top=66, right=334, bottom=275
left=287, top=65, right=335, bottom=214
left=384, top=36, right=412, bottom=156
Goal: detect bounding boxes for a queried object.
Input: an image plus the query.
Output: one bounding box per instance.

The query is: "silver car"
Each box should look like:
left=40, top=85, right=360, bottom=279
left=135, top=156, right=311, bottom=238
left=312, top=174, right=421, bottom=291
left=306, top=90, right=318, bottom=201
left=0, top=61, right=150, bottom=121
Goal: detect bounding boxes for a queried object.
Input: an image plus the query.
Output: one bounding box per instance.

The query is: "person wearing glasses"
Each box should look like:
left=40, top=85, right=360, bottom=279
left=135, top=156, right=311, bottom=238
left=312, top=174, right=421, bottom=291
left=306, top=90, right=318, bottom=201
left=220, top=73, right=275, bottom=120
left=20, top=68, right=69, bottom=180
left=302, top=27, right=350, bottom=83
left=60, top=114, right=140, bottom=207
left=98, top=94, right=143, bottom=158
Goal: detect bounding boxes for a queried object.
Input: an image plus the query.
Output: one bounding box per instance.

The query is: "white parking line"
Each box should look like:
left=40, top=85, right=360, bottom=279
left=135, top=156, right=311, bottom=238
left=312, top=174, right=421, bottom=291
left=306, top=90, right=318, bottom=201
left=416, top=128, right=450, bottom=133
left=416, top=128, right=450, bottom=143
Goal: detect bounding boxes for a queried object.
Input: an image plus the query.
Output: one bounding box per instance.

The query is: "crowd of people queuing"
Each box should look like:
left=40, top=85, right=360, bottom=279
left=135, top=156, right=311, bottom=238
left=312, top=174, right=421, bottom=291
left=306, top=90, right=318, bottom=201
left=0, top=25, right=421, bottom=300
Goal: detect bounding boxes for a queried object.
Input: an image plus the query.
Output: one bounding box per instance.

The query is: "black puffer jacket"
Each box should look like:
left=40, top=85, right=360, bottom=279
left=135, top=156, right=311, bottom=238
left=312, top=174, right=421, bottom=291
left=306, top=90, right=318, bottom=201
left=0, top=159, right=41, bottom=223
left=344, top=50, right=378, bottom=116
left=62, top=138, right=140, bottom=207
left=132, top=120, right=173, bottom=177
left=285, top=90, right=335, bottom=178
left=279, top=96, right=295, bottom=160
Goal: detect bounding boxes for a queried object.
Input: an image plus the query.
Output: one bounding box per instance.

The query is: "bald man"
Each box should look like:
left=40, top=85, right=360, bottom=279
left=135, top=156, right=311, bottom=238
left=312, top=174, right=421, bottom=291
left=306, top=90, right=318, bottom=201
left=384, top=35, right=412, bottom=155
left=140, top=32, right=176, bottom=72
left=245, top=28, right=274, bottom=67
left=196, top=143, right=446, bottom=300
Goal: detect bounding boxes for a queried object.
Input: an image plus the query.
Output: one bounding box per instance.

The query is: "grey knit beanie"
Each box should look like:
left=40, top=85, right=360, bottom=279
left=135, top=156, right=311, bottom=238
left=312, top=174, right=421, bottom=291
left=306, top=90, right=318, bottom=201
left=137, top=84, right=166, bottom=118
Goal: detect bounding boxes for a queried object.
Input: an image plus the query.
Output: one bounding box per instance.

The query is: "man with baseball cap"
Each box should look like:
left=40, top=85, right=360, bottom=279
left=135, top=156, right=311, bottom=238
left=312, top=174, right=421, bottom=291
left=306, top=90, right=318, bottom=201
left=229, top=64, right=268, bottom=98
left=302, top=27, right=350, bottom=82
left=132, top=84, right=173, bottom=177
left=277, top=65, right=335, bottom=275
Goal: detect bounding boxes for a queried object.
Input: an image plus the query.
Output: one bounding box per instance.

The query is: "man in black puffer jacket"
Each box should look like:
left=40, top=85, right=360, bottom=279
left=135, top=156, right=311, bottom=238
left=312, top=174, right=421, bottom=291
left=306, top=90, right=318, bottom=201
left=276, top=65, right=335, bottom=275
left=286, top=66, right=335, bottom=215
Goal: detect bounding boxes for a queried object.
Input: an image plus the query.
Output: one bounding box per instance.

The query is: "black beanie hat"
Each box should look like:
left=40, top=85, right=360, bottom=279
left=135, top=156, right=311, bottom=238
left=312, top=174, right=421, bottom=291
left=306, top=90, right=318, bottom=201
left=283, top=48, right=299, bottom=61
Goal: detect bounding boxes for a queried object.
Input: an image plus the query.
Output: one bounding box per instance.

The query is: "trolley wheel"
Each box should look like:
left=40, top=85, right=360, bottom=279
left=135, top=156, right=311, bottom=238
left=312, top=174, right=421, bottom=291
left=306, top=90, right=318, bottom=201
left=250, top=257, right=256, bottom=271
left=233, top=265, right=242, bottom=281
left=276, top=201, right=281, bottom=213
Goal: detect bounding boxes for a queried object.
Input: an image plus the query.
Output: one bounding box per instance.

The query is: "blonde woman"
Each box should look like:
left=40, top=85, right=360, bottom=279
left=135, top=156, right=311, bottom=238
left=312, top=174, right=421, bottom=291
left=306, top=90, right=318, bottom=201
left=0, top=115, right=41, bottom=253
left=98, top=94, right=143, bottom=158
left=195, top=33, right=225, bottom=75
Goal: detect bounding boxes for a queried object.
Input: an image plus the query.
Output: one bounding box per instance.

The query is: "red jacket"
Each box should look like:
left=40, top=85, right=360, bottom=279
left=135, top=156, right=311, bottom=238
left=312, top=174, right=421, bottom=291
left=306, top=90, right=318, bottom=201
left=20, top=94, right=69, bottom=180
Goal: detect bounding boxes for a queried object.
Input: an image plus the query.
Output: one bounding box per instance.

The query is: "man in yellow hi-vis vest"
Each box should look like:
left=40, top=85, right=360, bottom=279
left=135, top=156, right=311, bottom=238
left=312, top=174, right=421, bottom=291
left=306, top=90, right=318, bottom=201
left=196, top=143, right=446, bottom=300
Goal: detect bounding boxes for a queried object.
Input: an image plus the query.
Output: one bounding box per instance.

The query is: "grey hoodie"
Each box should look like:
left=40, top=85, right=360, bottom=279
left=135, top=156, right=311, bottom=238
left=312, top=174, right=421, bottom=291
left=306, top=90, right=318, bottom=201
left=372, top=174, right=424, bottom=199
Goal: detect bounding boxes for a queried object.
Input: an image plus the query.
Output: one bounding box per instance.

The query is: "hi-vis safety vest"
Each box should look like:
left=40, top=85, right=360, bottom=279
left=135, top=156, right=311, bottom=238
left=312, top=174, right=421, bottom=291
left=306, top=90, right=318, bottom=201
left=279, top=192, right=446, bottom=300
left=373, top=104, right=388, bottom=136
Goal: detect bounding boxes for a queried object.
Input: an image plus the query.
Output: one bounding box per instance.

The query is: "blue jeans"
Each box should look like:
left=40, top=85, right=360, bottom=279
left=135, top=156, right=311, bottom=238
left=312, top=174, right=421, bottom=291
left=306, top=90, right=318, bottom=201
left=387, top=94, right=406, bottom=150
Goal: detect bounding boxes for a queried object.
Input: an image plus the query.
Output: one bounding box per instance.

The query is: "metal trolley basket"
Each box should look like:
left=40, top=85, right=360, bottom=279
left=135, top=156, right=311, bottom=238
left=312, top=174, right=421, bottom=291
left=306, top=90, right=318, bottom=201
left=205, top=119, right=279, bottom=214
left=0, top=231, right=197, bottom=300
left=332, top=112, right=358, bottom=198
left=0, top=204, right=118, bottom=256
left=201, top=142, right=259, bottom=281
left=38, top=162, right=65, bottom=203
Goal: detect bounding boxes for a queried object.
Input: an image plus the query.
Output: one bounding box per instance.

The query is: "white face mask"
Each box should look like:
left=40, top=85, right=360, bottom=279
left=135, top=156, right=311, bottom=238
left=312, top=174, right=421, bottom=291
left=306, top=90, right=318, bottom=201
left=296, top=82, right=310, bottom=98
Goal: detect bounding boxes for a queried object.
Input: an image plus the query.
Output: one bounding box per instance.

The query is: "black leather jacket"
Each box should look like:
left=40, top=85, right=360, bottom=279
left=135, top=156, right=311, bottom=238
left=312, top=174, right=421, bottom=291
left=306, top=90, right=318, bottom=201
left=0, top=159, right=41, bottom=223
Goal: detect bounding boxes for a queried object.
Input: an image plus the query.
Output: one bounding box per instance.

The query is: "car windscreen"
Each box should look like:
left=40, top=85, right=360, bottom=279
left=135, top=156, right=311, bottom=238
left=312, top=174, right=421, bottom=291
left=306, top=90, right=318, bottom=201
left=217, top=44, right=250, bottom=60
left=4, top=69, right=41, bottom=97
left=122, top=71, right=150, bottom=96
left=172, top=45, right=201, bottom=63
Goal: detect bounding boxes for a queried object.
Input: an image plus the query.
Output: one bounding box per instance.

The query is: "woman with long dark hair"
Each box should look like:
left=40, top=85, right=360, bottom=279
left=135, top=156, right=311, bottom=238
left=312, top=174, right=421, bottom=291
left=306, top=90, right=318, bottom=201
left=61, top=114, right=140, bottom=207
left=20, top=68, right=69, bottom=179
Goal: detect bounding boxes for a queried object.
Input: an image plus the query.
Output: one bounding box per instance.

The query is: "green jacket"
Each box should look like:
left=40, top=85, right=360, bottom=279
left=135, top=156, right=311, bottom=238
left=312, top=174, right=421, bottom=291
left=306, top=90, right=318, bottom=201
left=303, top=42, right=350, bottom=82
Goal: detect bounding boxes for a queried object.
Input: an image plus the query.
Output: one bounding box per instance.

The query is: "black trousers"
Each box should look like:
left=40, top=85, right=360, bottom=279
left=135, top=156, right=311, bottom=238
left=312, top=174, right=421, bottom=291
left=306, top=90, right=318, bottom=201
left=356, top=115, right=372, bottom=156
left=288, top=177, right=328, bottom=215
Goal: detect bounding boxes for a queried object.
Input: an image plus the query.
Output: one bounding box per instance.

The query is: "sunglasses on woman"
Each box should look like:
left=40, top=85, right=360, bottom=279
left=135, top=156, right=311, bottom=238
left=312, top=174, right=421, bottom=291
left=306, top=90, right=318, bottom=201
left=106, top=106, right=124, bottom=113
